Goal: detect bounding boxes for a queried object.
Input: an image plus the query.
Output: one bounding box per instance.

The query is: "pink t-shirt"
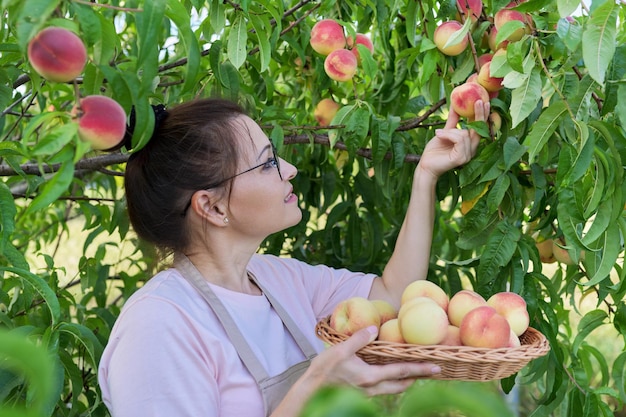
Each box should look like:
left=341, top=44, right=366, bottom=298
left=98, top=254, right=377, bottom=417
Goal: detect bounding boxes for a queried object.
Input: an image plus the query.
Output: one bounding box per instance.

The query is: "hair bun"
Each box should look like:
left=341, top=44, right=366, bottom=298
left=123, top=104, right=169, bottom=153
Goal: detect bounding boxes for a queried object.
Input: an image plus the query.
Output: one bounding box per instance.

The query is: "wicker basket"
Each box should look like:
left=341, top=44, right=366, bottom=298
left=315, top=317, right=550, bottom=381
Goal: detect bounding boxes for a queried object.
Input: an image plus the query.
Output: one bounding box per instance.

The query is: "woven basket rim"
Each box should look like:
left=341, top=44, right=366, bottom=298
left=315, top=316, right=550, bottom=378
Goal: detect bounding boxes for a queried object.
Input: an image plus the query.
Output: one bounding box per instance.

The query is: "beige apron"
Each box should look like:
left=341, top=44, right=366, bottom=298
left=174, top=254, right=318, bottom=416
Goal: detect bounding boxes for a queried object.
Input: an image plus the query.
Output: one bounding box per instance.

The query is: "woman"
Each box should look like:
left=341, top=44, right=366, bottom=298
left=98, top=97, right=488, bottom=417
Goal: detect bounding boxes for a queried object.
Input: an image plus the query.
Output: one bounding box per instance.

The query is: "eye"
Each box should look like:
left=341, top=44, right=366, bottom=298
left=262, top=157, right=278, bottom=170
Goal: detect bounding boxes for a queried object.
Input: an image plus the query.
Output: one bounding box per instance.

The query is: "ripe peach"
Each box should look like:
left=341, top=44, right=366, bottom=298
left=534, top=234, right=556, bottom=263
left=433, top=21, right=468, bottom=56
left=27, top=27, right=87, bottom=83
left=447, top=289, right=487, bottom=327
left=508, top=329, right=522, bottom=347
left=75, top=95, right=127, bottom=151
left=477, top=61, right=503, bottom=92
left=456, top=0, right=483, bottom=24
left=477, top=53, right=493, bottom=68
left=371, top=299, right=398, bottom=324
left=488, top=26, right=509, bottom=51
left=449, top=82, right=490, bottom=119
left=378, top=318, right=406, bottom=343
left=330, top=297, right=381, bottom=336
left=324, top=49, right=358, bottom=82
left=489, top=111, right=502, bottom=132
left=310, top=19, right=346, bottom=56
left=398, top=296, right=439, bottom=322
left=399, top=298, right=449, bottom=345
left=439, top=324, right=462, bottom=346
left=314, top=98, right=340, bottom=126
left=460, top=306, right=511, bottom=348
left=494, top=9, right=531, bottom=42
left=401, top=280, right=449, bottom=312
left=348, top=33, right=374, bottom=63
left=486, top=292, right=530, bottom=336
left=552, top=238, right=577, bottom=265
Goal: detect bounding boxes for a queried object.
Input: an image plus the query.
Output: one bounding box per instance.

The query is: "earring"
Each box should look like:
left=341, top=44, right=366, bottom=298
left=223, top=217, right=229, bottom=224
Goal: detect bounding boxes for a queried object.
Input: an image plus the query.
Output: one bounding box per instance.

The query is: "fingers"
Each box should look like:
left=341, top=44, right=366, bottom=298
left=444, top=107, right=460, bottom=130
left=473, top=100, right=489, bottom=122
left=337, top=326, right=378, bottom=356
left=359, top=362, right=442, bottom=396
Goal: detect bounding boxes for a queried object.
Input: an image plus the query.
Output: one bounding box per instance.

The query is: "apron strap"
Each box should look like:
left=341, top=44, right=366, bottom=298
left=248, top=272, right=318, bottom=360
left=174, top=253, right=271, bottom=382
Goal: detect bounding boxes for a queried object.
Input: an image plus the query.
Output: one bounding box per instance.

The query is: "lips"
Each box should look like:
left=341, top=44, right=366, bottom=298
left=285, top=187, right=296, bottom=203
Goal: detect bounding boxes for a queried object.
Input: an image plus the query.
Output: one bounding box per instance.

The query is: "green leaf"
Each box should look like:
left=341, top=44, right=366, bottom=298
left=166, top=0, right=201, bottom=94
left=613, top=350, right=626, bottom=403
left=57, top=322, right=104, bottom=367
left=477, top=221, right=521, bottom=292
left=582, top=0, right=618, bottom=85
left=15, top=0, right=61, bottom=50
left=523, top=101, right=567, bottom=162
left=572, top=309, right=607, bottom=354
left=399, top=380, right=514, bottom=417
left=557, top=0, right=580, bottom=18
left=502, top=136, right=526, bottom=170
left=0, top=182, right=16, bottom=247
left=136, top=0, right=166, bottom=84
left=583, top=223, right=621, bottom=286
left=210, top=0, right=225, bottom=33
left=30, top=123, right=77, bottom=157
left=509, top=67, right=541, bottom=128
left=228, top=14, right=248, bottom=69
left=0, top=329, right=55, bottom=417
left=442, top=18, right=471, bottom=51
left=24, top=160, right=74, bottom=216
left=0, top=267, right=61, bottom=325
left=249, top=14, right=271, bottom=73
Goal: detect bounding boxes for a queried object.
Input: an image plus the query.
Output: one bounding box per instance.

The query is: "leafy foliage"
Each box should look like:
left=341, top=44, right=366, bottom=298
left=0, top=0, right=625, bottom=416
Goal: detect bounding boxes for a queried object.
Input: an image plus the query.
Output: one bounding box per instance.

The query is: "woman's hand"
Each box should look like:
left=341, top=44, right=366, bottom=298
left=417, top=100, right=490, bottom=180
left=305, top=326, right=440, bottom=396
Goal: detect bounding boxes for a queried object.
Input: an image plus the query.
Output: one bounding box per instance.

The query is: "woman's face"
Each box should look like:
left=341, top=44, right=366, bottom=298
left=225, top=116, right=301, bottom=238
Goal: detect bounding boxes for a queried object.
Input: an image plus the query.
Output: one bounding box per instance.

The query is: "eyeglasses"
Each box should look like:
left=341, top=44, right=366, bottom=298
left=180, top=144, right=283, bottom=216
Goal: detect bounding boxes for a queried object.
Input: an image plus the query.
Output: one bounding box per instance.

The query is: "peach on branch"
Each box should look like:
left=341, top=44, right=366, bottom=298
left=533, top=234, right=556, bottom=263
left=459, top=306, right=511, bottom=348
left=494, top=9, right=531, bottom=42
left=314, top=98, right=340, bottom=126
left=75, top=95, right=127, bottom=151
left=348, top=33, right=374, bottom=63
left=486, top=291, right=530, bottom=336
left=489, top=111, right=502, bottom=132
left=310, top=19, right=346, bottom=56
left=456, top=0, right=483, bottom=24
left=398, top=298, right=449, bottom=345
left=378, top=318, right=405, bottom=343
left=371, top=299, right=398, bottom=324
left=434, top=21, right=468, bottom=56
left=477, top=61, right=503, bottom=92
left=329, top=297, right=381, bottom=336
left=477, top=53, right=493, bottom=68
left=487, top=26, right=509, bottom=51
left=552, top=238, right=578, bottom=265
left=324, top=49, right=358, bottom=82
left=400, top=280, right=449, bottom=312
left=27, top=26, right=87, bottom=83
left=447, top=289, right=487, bottom=327
left=449, top=82, right=490, bottom=119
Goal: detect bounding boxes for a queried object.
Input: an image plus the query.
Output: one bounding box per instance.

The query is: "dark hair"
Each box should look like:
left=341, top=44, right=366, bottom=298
left=124, top=98, right=247, bottom=252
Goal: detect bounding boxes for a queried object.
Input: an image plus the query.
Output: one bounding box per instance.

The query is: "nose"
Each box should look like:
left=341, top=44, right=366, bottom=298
left=279, top=157, right=297, bottom=180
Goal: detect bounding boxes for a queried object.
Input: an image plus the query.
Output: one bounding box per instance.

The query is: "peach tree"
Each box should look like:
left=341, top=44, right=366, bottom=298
left=0, top=0, right=624, bottom=415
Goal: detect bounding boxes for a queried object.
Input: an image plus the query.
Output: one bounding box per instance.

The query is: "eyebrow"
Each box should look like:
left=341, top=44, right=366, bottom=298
left=256, top=144, right=271, bottom=161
